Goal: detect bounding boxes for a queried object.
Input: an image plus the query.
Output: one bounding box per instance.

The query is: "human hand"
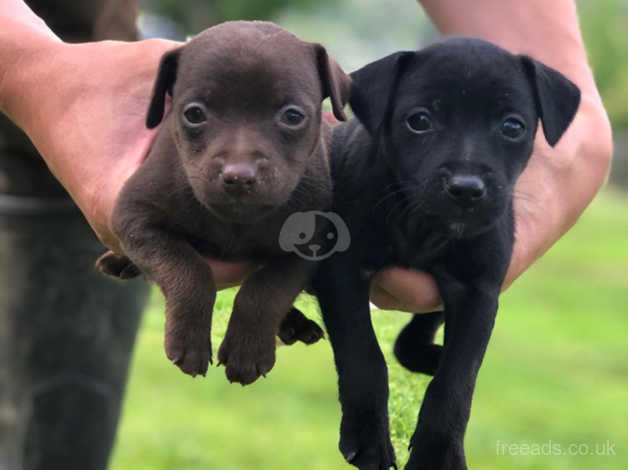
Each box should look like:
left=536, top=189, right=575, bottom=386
left=0, top=34, right=252, bottom=288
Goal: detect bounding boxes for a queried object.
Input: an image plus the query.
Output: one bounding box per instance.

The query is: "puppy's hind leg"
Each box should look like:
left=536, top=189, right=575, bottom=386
left=95, top=251, right=141, bottom=279
left=278, top=307, right=324, bottom=345
left=393, top=312, right=444, bottom=375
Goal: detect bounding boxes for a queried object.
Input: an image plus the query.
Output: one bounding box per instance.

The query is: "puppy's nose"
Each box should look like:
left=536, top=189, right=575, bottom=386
left=445, top=174, right=486, bottom=204
left=222, top=164, right=257, bottom=193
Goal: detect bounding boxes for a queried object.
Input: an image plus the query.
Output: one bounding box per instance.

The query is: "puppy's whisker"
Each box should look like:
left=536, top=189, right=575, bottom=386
left=380, top=181, right=403, bottom=192
left=187, top=175, right=210, bottom=184
left=373, top=187, right=409, bottom=211
left=385, top=195, right=413, bottom=225
left=400, top=199, right=426, bottom=222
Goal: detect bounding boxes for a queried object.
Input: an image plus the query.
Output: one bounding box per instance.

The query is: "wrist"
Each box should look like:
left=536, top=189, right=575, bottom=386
left=0, top=14, right=62, bottom=127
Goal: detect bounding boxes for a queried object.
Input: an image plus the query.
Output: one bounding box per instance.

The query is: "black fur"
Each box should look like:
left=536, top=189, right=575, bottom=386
left=313, top=37, right=580, bottom=470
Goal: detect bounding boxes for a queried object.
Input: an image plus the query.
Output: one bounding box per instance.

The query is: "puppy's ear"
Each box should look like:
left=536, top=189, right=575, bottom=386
left=520, top=56, right=581, bottom=146
left=146, top=47, right=182, bottom=129
left=350, top=51, right=414, bottom=135
left=314, top=44, right=352, bottom=121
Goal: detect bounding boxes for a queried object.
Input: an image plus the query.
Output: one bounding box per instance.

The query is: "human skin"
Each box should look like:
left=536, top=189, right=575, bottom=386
left=0, top=1, right=250, bottom=289
left=0, top=0, right=613, bottom=301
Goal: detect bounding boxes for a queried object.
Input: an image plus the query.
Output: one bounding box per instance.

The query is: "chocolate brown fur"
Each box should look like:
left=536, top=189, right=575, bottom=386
left=97, top=21, right=350, bottom=384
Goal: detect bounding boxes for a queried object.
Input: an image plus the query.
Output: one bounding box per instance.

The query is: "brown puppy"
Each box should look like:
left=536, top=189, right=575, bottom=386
left=96, top=21, right=350, bottom=384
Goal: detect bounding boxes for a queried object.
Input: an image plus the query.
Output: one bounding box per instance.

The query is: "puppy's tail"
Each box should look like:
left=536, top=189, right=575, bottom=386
left=393, top=312, right=444, bottom=375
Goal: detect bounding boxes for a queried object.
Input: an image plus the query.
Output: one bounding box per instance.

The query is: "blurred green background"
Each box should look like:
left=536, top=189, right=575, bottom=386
left=109, top=1, right=628, bottom=469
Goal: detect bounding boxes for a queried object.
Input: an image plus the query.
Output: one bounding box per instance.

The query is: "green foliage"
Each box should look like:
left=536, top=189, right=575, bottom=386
left=110, top=189, right=628, bottom=469
left=579, top=0, right=628, bottom=129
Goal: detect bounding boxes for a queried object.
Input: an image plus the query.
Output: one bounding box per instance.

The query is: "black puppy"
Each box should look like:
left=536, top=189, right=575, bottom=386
left=314, top=37, right=580, bottom=469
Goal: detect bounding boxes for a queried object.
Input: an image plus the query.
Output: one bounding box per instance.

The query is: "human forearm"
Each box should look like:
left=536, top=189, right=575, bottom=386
left=0, top=0, right=61, bottom=123
left=0, top=0, right=58, bottom=39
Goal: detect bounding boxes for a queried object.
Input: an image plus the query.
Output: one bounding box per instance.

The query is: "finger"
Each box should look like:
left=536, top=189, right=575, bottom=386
left=370, top=267, right=442, bottom=313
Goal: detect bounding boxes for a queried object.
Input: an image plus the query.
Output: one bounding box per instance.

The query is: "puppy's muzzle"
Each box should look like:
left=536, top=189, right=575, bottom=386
left=221, top=163, right=257, bottom=196
left=443, top=174, right=487, bottom=206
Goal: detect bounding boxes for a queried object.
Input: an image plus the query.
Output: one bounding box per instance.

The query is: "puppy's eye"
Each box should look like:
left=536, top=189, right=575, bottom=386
left=501, top=117, right=526, bottom=139
left=182, top=104, right=207, bottom=125
left=406, top=110, right=433, bottom=133
left=278, top=106, right=306, bottom=128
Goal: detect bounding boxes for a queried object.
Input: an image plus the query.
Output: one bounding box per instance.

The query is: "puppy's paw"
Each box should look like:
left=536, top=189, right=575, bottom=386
left=278, top=307, right=324, bottom=345
left=217, top=331, right=276, bottom=386
left=339, top=409, right=396, bottom=470
left=95, top=251, right=141, bottom=279
left=405, top=431, right=466, bottom=470
left=165, top=328, right=212, bottom=377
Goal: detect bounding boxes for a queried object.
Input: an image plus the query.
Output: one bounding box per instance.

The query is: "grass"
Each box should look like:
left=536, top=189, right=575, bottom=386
left=109, top=188, right=628, bottom=470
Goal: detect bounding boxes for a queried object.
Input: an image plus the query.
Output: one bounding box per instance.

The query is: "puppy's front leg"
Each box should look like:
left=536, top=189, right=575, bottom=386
left=217, top=255, right=313, bottom=385
left=315, top=254, right=396, bottom=470
left=406, top=277, right=499, bottom=470
left=116, top=222, right=216, bottom=377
